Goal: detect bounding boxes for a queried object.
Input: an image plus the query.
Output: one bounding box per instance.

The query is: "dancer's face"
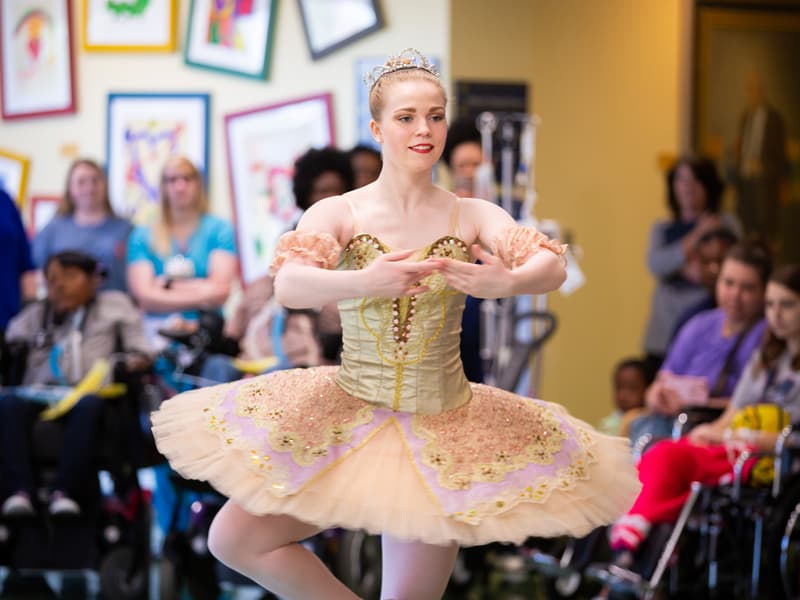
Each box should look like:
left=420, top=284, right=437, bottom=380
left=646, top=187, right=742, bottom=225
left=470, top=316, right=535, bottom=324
left=765, top=282, right=800, bottom=343
left=371, top=78, right=447, bottom=171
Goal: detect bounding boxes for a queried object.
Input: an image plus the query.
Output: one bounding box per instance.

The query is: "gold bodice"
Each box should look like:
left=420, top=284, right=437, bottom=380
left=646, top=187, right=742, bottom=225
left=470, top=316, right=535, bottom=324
left=334, top=233, right=473, bottom=414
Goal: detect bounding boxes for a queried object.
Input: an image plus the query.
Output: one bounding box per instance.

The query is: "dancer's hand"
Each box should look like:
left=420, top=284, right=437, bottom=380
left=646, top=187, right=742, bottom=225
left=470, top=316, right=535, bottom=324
left=429, top=245, right=513, bottom=299
left=361, top=249, right=437, bottom=297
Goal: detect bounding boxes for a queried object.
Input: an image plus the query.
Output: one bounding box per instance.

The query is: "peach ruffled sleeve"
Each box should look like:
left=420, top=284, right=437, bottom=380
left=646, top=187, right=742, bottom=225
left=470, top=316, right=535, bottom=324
left=490, top=225, right=567, bottom=269
left=269, top=230, right=343, bottom=275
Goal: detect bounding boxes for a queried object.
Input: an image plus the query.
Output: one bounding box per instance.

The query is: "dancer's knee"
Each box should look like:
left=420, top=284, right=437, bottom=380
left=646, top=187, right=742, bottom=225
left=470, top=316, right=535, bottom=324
left=207, top=504, right=244, bottom=565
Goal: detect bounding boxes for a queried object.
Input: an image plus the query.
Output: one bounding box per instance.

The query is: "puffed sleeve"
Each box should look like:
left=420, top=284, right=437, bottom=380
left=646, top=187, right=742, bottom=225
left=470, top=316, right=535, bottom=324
left=490, top=225, right=567, bottom=269
left=269, top=230, right=343, bottom=275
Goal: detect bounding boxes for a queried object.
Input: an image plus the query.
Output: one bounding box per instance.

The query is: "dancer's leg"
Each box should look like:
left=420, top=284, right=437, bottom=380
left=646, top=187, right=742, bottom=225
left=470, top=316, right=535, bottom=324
left=380, top=534, right=458, bottom=600
left=208, top=500, right=359, bottom=600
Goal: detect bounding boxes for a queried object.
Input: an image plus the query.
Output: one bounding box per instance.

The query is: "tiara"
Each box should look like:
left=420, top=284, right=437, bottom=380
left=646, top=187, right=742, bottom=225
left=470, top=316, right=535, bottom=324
left=363, top=48, right=439, bottom=90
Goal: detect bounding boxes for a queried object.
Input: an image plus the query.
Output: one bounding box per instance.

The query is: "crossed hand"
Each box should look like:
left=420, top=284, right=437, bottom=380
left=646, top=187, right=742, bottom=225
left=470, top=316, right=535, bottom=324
left=364, top=245, right=512, bottom=299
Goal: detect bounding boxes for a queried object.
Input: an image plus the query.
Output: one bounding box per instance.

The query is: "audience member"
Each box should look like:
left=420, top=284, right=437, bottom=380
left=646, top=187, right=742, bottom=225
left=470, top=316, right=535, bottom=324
left=598, top=358, right=650, bottom=437
left=33, top=159, right=132, bottom=293
left=349, top=144, right=382, bottom=189
left=631, top=241, right=770, bottom=443
left=0, top=189, right=36, bottom=332
left=0, top=251, right=151, bottom=517
left=126, top=156, right=237, bottom=348
left=611, top=264, right=800, bottom=554
left=642, top=156, right=741, bottom=378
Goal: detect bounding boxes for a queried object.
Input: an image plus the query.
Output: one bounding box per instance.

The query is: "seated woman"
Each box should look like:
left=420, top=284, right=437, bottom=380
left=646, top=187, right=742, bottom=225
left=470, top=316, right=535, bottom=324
left=629, top=241, right=771, bottom=443
left=126, top=156, right=238, bottom=352
left=0, top=251, right=151, bottom=517
left=611, top=264, right=800, bottom=553
left=33, top=158, right=132, bottom=293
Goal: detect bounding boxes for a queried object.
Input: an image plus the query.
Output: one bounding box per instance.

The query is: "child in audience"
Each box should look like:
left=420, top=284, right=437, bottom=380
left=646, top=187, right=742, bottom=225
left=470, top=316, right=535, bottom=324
left=599, top=358, right=649, bottom=437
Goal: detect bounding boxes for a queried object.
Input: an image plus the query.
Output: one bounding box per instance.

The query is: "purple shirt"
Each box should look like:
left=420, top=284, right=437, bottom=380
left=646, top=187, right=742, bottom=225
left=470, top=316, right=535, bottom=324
left=661, top=308, right=766, bottom=397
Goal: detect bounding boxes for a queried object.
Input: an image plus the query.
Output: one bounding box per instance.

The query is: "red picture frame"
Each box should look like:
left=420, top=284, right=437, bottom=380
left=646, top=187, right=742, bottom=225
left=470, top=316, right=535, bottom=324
left=0, top=0, right=77, bottom=120
left=29, top=195, right=61, bottom=235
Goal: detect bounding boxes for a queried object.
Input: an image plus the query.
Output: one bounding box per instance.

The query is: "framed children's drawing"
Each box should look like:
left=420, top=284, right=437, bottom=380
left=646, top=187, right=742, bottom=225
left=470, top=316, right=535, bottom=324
left=106, top=92, right=210, bottom=223
left=185, top=0, right=277, bottom=80
left=0, top=0, right=76, bottom=120
left=225, top=93, right=335, bottom=284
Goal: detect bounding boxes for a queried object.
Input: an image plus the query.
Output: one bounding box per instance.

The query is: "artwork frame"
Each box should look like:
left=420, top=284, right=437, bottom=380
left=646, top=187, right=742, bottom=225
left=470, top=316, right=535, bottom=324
left=185, top=0, right=278, bottom=80
left=0, top=0, right=77, bottom=120
left=298, top=0, right=383, bottom=60
left=694, top=4, right=800, bottom=260
left=0, top=148, right=31, bottom=206
left=224, top=93, right=335, bottom=284
left=82, top=0, right=177, bottom=52
left=30, top=195, right=61, bottom=234
left=106, top=92, right=210, bottom=223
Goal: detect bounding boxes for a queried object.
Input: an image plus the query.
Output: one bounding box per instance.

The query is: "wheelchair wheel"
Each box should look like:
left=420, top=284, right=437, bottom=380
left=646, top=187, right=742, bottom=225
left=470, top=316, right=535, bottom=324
left=765, top=477, right=800, bottom=599
left=98, top=546, right=149, bottom=599
left=336, top=530, right=382, bottom=600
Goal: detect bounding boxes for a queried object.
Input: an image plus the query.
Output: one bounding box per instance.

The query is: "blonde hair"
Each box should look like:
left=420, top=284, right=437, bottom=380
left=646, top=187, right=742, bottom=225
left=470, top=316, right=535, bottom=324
left=150, top=156, right=209, bottom=256
left=368, top=68, right=447, bottom=121
left=58, top=158, right=114, bottom=217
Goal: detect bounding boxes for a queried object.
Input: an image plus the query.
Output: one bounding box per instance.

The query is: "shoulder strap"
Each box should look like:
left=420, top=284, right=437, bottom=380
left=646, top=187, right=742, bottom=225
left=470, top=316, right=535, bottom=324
left=448, top=195, right=461, bottom=237
left=345, top=197, right=360, bottom=233
left=711, top=320, right=759, bottom=397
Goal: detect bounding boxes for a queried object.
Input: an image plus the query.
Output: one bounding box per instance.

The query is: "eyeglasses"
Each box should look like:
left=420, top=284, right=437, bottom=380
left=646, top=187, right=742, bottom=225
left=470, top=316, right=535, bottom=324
left=163, top=173, right=197, bottom=185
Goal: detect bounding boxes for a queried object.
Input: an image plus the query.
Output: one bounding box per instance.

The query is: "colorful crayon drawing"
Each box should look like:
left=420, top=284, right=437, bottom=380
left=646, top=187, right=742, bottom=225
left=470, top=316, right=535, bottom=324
left=207, top=0, right=254, bottom=48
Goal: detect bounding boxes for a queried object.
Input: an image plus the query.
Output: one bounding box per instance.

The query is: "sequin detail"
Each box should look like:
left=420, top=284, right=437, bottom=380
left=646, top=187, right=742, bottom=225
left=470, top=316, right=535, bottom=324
left=412, top=390, right=568, bottom=490
left=233, top=369, right=375, bottom=467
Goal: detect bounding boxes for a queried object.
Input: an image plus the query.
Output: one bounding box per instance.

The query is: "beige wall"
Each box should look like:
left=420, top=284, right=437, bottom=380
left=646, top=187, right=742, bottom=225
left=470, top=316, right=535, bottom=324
left=1, top=0, right=450, bottom=221
left=452, top=0, right=686, bottom=423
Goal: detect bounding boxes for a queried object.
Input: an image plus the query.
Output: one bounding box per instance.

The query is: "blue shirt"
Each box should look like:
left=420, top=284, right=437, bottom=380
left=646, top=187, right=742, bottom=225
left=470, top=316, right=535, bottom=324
left=0, top=190, right=35, bottom=329
left=33, top=215, right=132, bottom=292
left=127, top=214, right=237, bottom=320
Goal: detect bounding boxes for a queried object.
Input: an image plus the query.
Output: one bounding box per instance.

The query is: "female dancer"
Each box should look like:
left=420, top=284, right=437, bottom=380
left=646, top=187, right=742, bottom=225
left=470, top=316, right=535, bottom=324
left=152, top=49, right=639, bottom=600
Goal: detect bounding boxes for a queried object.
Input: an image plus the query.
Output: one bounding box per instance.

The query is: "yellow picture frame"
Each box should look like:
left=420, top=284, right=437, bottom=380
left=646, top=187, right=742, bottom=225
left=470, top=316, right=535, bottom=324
left=0, top=148, right=31, bottom=207
left=81, top=0, right=177, bottom=52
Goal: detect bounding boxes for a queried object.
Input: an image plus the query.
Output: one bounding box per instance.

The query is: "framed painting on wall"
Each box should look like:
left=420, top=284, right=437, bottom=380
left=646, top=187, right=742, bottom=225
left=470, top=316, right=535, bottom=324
left=694, top=4, right=800, bottom=261
left=185, top=0, right=277, bottom=79
left=298, top=0, right=383, bottom=60
left=106, top=92, right=210, bottom=223
left=30, top=195, right=61, bottom=234
left=225, top=93, right=335, bottom=284
left=82, top=0, right=177, bottom=52
left=0, top=0, right=76, bottom=120
left=0, top=148, right=31, bottom=206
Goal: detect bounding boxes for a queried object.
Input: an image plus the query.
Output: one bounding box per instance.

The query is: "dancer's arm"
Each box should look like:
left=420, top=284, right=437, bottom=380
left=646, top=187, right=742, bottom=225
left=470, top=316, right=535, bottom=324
left=273, top=199, right=436, bottom=309
left=430, top=199, right=566, bottom=298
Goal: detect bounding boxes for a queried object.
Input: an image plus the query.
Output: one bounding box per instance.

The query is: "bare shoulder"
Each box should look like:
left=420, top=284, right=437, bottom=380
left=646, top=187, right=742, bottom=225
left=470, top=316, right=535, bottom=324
left=458, top=197, right=517, bottom=245
left=295, top=196, right=351, bottom=243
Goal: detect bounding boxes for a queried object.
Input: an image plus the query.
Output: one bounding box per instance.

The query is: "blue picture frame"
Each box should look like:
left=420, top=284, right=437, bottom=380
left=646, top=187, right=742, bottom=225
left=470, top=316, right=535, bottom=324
left=105, top=92, right=210, bottom=224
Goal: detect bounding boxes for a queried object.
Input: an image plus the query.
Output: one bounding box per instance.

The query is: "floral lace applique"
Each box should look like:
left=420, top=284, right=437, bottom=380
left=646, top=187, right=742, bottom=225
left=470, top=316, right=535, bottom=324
left=270, top=230, right=343, bottom=275
left=490, top=225, right=567, bottom=269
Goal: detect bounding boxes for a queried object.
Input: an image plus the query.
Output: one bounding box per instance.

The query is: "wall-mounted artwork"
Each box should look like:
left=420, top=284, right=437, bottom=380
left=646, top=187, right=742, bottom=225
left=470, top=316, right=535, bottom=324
left=0, top=0, right=76, bottom=120
left=82, top=0, right=177, bottom=52
left=694, top=4, right=800, bottom=262
left=106, top=92, right=210, bottom=223
left=298, top=0, right=382, bottom=60
left=0, top=148, right=31, bottom=206
left=185, top=0, right=277, bottom=79
left=225, top=93, right=335, bottom=284
left=30, top=195, right=60, bottom=234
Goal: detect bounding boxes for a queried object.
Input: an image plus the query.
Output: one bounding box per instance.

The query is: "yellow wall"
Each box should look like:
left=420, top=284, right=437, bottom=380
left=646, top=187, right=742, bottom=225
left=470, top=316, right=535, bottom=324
left=452, top=0, right=686, bottom=423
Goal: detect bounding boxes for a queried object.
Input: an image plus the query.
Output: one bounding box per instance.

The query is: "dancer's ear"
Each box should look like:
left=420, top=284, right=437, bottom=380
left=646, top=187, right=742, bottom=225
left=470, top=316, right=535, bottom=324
left=369, top=120, right=383, bottom=144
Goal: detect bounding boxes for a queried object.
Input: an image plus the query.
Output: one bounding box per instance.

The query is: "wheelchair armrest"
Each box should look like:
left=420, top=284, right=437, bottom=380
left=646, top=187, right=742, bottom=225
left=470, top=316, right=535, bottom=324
left=672, top=406, right=726, bottom=440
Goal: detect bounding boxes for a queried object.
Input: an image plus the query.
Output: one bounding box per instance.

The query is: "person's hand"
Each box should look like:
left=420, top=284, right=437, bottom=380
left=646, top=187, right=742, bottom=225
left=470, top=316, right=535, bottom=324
left=361, top=249, right=438, bottom=298
left=124, top=354, right=151, bottom=373
left=428, top=245, right=514, bottom=299
left=688, top=423, right=723, bottom=447
left=646, top=380, right=682, bottom=416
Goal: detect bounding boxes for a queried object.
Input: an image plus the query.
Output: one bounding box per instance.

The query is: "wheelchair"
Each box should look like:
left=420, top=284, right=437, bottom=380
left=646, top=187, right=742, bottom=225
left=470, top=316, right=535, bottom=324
left=0, top=336, right=153, bottom=599
left=532, top=405, right=800, bottom=600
